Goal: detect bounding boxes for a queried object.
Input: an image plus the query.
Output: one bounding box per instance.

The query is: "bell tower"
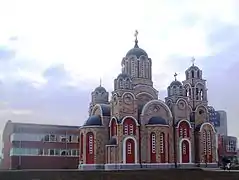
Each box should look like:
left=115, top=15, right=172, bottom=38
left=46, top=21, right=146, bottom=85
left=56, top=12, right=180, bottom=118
left=182, top=57, right=208, bottom=107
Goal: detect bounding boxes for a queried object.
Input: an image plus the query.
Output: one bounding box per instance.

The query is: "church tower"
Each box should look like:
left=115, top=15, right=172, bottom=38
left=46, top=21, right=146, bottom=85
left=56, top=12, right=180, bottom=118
left=88, top=82, right=109, bottom=115
left=182, top=58, right=208, bottom=108
left=121, top=31, right=158, bottom=114
left=182, top=57, right=209, bottom=126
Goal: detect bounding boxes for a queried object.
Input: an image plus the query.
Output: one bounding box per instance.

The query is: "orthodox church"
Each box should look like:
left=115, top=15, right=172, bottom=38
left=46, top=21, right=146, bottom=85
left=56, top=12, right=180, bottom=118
left=79, top=31, right=217, bottom=170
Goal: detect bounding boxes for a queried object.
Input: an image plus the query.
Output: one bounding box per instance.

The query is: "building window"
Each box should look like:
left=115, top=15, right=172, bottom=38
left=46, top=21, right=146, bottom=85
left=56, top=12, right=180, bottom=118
left=179, top=128, right=183, bottom=137
left=207, top=131, right=211, bottom=155
left=55, top=149, right=60, bottom=156
left=124, top=124, right=128, bottom=135
left=160, top=133, right=164, bottom=153
left=71, top=149, right=78, bottom=156
left=127, top=142, right=132, bottom=154
left=49, top=149, right=55, bottom=155
left=182, top=143, right=186, bottom=154
left=183, top=128, right=187, bottom=138
left=131, top=61, right=135, bottom=77
left=203, top=131, right=207, bottom=155
left=227, top=141, right=236, bottom=152
left=60, top=136, right=68, bottom=143
left=49, top=134, right=56, bottom=142
left=89, top=135, right=93, bottom=154
left=129, top=124, right=134, bottom=135
left=151, top=133, right=156, bottom=154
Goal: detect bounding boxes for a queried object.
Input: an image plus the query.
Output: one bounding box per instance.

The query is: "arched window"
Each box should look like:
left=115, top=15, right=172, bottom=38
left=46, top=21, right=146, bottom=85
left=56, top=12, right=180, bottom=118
left=207, top=131, right=211, bottom=155
left=159, top=132, right=166, bottom=163
left=200, top=89, right=204, bottom=100
left=88, top=134, right=93, bottom=154
left=86, top=132, right=94, bottom=164
left=197, top=70, right=200, bottom=78
left=123, top=118, right=136, bottom=135
left=150, top=132, right=156, bottom=163
left=124, top=124, right=128, bottom=135
left=186, top=72, right=189, bottom=79
left=203, top=130, right=207, bottom=155
left=131, top=60, right=135, bottom=77
left=191, top=71, right=194, bottom=78
left=110, top=118, right=117, bottom=137
left=119, top=79, right=123, bottom=88
left=178, top=121, right=190, bottom=138
left=125, top=78, right=130, bottom=89
left=151, top=133, right=156, bottom=154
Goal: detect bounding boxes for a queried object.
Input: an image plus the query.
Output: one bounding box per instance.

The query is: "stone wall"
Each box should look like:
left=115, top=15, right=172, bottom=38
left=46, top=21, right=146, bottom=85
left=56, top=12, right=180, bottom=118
left=0, top=169, right=238, bottom=180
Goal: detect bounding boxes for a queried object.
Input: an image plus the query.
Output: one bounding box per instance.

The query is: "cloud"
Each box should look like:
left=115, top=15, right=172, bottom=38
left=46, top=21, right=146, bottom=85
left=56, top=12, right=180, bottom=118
left=0, top=46, right=15, bottom=61
left=0, top=0, right=238, bottom=144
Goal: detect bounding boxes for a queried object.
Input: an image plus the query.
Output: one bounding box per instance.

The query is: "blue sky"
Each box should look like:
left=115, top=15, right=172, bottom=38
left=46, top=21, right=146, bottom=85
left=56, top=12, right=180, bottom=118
left=0, top=0, right=239, bottom=139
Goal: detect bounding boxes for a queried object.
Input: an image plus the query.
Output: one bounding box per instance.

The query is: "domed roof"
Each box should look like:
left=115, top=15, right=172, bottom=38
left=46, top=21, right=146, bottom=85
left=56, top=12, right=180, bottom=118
left=148, top=116, right=168, bottom=125
left=84, top=115, right=102, bottom=126
left=170, top=80, right=182, bottom=87
left=117, top=73, right=132, bottom=79
left=94, top=86, right=106, bottom=93
left=98, top=104, right=111, bottom=116
left=126, top=39, right=148, bottom=59
left=186, top=65, right=200, bottom=72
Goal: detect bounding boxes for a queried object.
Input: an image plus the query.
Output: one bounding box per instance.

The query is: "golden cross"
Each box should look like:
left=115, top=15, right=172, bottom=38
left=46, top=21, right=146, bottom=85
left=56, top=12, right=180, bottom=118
left=174, top=72, right=178, bottom=81
left=191, top=57, right=195, bottom=66
left=134, top=30, right=138, bottom=40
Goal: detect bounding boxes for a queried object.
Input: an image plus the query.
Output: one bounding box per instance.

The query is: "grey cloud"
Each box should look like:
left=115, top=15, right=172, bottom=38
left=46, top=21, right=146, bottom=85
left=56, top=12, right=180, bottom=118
left=163, top=24, right=239, bottom=136
left=0, top=63, right=92, bottom=135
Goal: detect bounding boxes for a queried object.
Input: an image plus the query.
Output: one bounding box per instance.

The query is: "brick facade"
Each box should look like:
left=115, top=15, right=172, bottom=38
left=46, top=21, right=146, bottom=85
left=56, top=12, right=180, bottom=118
left=79, top=34, right=219, bottom=170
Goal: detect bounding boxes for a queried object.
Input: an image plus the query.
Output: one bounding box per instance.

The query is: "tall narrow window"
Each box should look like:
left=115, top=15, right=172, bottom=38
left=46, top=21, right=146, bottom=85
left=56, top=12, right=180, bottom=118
left=203, top=131, right=207, bottom=155
left=182, top=143, right=186, bottom=154
left=183, top=128, right=187, bottom=138
left=127, top=142, right=132, bottom=154
left=207, top=131, right=211, bottom=155
left=179, top=128, right=183, bottom=137
left=192, top=71, right=194, bottom=78
left=160, top=133, right=164, bottom=153
left=89, top=135, right=93, bottom=154
left=124, top=124, right=128, bottom=135
left=131, top=61, right=135, bottom=77
left=151, top=133, right=156, bottom=154
left=129, top=124, right=133, bottom=135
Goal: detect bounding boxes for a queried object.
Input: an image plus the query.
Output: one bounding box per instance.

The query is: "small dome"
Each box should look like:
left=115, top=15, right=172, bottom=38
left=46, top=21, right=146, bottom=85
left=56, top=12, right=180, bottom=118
left=117, top=73, right=132, bottom=79
left=148, top=116, right=168, bottom=125
left=108, top=138, right=117, bottom=145
left=170, top=80, right=182, bottom=87
left=126, top=47, right=148, bottom=59
left=126, top=40, right=148, bottom=59
left=84, top=115, right=102, bottom=126
left=186, top=65, right=200, bottom=72
left=94, top=86, right=106, bottom=93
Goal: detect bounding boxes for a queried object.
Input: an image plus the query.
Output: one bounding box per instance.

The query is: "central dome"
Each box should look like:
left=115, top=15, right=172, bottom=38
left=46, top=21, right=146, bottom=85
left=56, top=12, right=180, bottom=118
left=126, top=39, right=148, bottom=59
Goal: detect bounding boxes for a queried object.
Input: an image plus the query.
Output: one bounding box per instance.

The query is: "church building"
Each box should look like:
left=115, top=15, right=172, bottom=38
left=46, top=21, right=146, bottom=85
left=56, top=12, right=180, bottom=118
left=79, top=31, right=217, bottom=170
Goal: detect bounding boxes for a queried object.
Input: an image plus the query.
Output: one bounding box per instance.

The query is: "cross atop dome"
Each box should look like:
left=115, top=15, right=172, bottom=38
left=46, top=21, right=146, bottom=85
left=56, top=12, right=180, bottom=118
left=174, top=72, right=178, bottom=81
left=134, top=30, right=139, bottom=48
left=191, top=57, right=195, bottom=66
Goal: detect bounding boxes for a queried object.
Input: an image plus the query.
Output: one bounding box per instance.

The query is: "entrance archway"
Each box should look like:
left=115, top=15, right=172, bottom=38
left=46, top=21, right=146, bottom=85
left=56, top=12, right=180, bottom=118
left=179, top=139, right=191, bottom=163
left=123, top=137, right=137, bottom=164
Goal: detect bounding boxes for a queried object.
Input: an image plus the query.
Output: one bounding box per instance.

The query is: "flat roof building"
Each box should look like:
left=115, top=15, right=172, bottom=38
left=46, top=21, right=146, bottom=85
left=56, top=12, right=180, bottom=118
left=1, top=120, right=80, bottom=170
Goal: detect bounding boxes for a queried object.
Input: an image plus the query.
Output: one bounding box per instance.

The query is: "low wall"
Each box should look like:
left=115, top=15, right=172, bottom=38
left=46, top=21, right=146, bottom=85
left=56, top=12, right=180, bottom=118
left=0, top=169, right=238, bottom=180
